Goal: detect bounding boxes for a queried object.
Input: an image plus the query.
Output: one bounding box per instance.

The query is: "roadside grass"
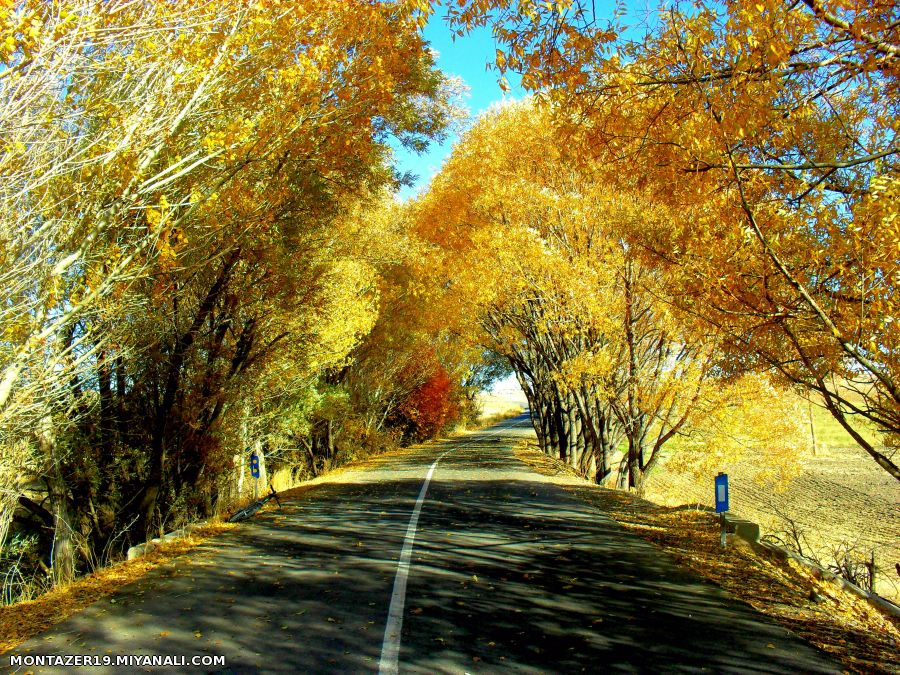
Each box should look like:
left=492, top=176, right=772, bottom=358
left=0, top=522, right=235, bottom=655
left=513, top=441, right=900, bottom=675
left=0, top=429, right=459, bottom=655
left=469, top=406, right=524, bottom=431
left=471, top=390, right=526, bottom=431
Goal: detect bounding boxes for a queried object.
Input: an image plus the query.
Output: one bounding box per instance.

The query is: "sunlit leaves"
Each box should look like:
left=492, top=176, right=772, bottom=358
left=447, top=0, right=899, bottom=479
left=0, top=0, right=461, bottom=567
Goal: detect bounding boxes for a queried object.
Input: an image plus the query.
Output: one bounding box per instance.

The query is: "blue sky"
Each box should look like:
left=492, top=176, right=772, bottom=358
left=390, top=3, right=654, bottom=201
left=390, top=16, right=525, bottom=201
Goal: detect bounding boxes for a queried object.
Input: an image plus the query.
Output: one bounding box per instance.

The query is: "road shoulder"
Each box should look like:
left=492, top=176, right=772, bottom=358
left=0, top=437, right=436, bottom=657
left=512, top=439, right=900, bottom=674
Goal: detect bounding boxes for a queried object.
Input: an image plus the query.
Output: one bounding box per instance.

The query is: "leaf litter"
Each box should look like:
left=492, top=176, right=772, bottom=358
left=514, top=441, right=900, bottom=674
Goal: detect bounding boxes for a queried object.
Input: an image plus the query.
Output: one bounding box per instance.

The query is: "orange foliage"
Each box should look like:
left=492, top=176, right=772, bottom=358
left=443, top=0, right=900, bottom=481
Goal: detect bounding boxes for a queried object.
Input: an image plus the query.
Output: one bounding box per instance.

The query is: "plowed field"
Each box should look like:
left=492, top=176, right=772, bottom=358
left=646, top=444, right=900, bottom=602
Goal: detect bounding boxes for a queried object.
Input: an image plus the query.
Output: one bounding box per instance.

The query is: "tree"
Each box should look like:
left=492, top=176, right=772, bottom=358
left=413, top=101, right=801, bottom=491
left=396, top=364, right=461, bottom=441
left=447, top=0, right=900, bottom=481
left=1, top=0, right=462, bottom=583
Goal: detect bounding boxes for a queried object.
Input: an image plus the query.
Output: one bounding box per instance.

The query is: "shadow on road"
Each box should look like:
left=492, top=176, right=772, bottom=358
left=8, top=418, right=839, bottom=673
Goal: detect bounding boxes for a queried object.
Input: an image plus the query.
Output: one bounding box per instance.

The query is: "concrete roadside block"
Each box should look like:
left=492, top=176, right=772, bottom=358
left=160, top=528, right=185, bottom=542
left=721, top=513, right=760, bottom=543
left=720, top=510, right=900, bottom=620
left=126, top=541, right=157, bottom=560
left=753, top=539, right=900, bottom=619
left=126, top=520, right=208, bottom=561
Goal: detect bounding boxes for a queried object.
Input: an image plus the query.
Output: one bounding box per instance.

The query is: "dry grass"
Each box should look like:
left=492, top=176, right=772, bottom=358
left=513, top=441, right=900, bottom=675
left=0, top=436, right=436, bottom=656
left=470, top=406, right=524, bottom=431
left=0, top=522, right=235, bottom=655
left=646, top=442, right=900, bottom=602
left=476, top=389, right=527, bottom=419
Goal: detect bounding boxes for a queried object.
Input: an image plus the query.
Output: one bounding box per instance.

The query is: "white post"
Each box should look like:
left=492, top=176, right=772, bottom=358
left=257, top=440, right=268, bottom=487
left=235, top=453, right=245, bottom=500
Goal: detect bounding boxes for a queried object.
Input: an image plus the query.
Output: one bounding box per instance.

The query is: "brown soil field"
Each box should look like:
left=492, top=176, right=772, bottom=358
left=646, top=444, right=900, bottom=602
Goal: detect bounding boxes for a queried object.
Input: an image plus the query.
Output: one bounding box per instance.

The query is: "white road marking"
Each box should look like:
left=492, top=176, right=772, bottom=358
left=378, top=452, right=448, bottom=675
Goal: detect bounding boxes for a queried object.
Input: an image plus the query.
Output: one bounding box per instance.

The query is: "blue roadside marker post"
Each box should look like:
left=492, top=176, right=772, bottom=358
left=250, top=453, right=260, bottom=499
left=715, top=473, right=729, bottom=513
left=715, top=472, right=729, bottom=548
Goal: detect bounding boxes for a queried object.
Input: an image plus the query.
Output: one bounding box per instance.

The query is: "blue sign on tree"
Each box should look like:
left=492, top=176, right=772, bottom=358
left=250, top=453, right=260, bottom=479
left=715, top=472, right=729, bottom=513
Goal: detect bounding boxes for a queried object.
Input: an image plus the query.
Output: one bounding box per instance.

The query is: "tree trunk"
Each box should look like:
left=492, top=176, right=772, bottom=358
left=622, top=257, right=647, bottom=496
left=98, top=351, right=115, bottom=458
left=326, top=420, right=335, bottom=459
left=565, top=395, right=583, bottom=471
left=559, top=396, right=572, bottom=464
left=542, top=394, right=561, bottom=459
left=516, top=369, right=547, bottom=452
left=40, top=417, right=75, bottom=586
left=626, top=423, right=650, bottom=494
left=138, top=253, right=239, bottom=537
left=49, top=483, right=75, bottom=586
left=595, top=407, right=616, bottom=485
left=630, top=465, right=646, bottom=497
left=115, top=355, right=129, bottom=442
left=234, top=452, right=245, bottom=501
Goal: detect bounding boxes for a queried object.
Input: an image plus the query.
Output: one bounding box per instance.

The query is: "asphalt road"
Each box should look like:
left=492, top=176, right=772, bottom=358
left=7, top=415, right=839, bottom=674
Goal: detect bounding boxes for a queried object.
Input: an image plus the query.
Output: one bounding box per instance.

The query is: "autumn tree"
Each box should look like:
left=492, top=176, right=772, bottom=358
left=447, top=0, right=900, bottom=481
left=413, top=102, right=803, bottom=491
left=335, top=199, right=482, bottom=446
left=1, top=0, right=462, bottom=587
